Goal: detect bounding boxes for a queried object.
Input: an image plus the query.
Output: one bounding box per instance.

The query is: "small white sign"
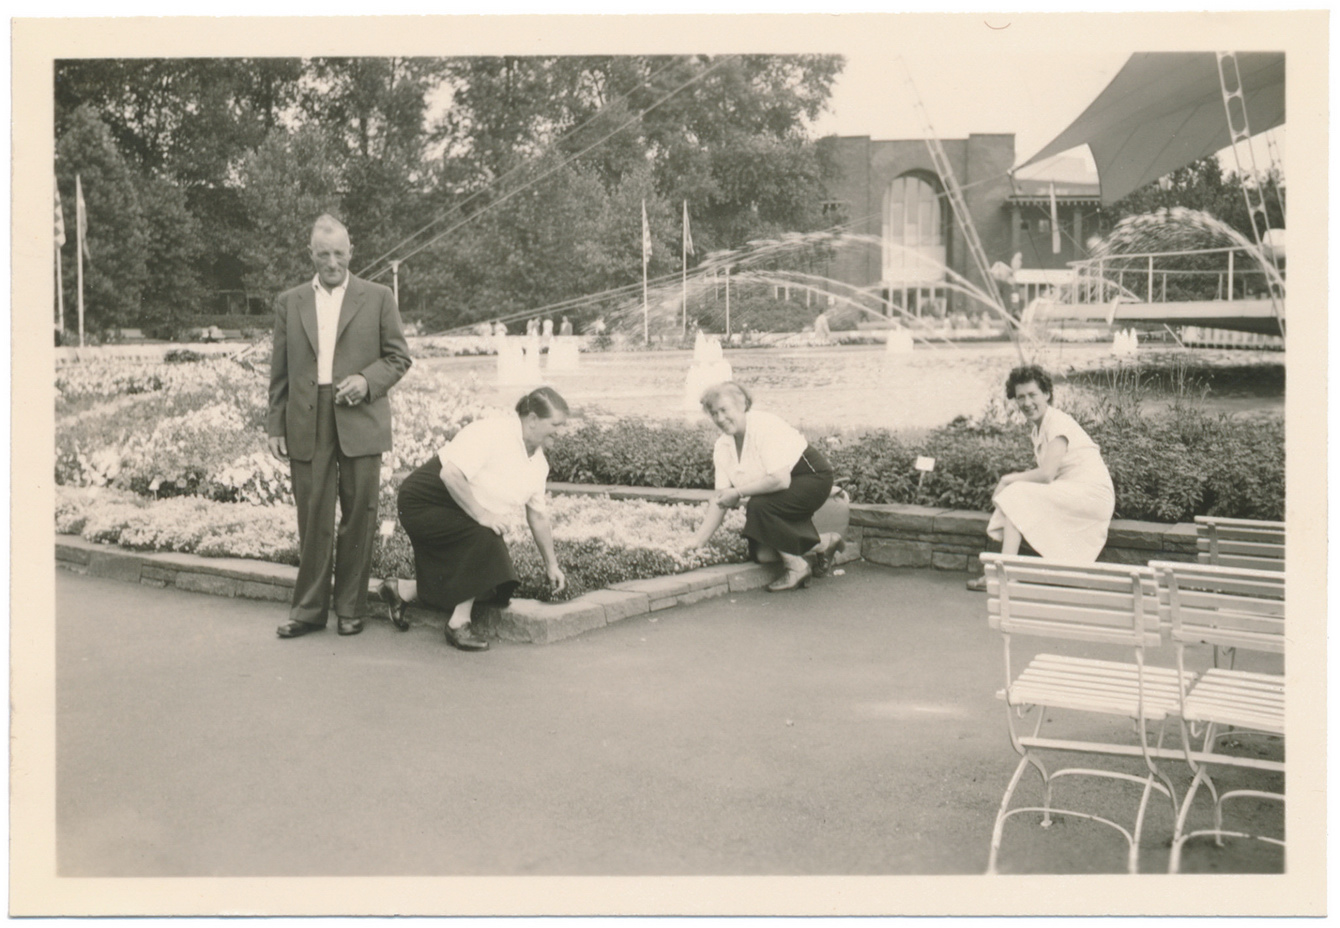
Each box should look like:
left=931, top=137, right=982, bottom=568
left=915, top=456, right=936, bottom=472
left=379, top=519, right=396, bottom=538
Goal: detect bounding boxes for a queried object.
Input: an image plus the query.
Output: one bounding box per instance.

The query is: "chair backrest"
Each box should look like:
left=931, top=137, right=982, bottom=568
left=1150, top=560, right=1285, bottom=655
left=982, top=553, right=1160, bottom=649
left=1195, top=515, right=1285, bottom=571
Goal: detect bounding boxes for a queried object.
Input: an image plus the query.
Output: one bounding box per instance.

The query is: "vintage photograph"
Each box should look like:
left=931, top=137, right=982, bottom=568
left=12, top=10, right=1328, bottom=917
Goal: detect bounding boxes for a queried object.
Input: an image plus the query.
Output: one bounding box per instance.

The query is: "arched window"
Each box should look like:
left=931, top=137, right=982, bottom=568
left=883, top=173, right=948, bottom=286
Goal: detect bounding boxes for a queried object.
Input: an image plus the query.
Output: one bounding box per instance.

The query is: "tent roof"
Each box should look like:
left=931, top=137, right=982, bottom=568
left=1019, top=52, right=1285, bottom=205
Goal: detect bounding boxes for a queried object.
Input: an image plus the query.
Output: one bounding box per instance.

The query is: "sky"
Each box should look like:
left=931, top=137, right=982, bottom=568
left=808, top=46, right=1132, bottom=168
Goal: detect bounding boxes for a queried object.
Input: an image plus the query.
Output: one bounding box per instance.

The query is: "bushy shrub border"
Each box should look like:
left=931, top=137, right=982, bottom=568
left=547, top=404, right=1283, bottom=523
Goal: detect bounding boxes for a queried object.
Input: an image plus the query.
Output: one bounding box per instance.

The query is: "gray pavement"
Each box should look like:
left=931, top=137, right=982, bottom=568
left=56, top=562, right=1282, bottom=877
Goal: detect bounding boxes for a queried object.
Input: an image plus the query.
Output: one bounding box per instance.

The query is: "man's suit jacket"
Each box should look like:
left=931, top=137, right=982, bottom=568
left=267, top=273, right=413, bottom=461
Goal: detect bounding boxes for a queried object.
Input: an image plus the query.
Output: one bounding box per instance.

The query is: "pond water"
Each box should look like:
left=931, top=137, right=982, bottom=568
left=421, top=342, right=1284, bottom=433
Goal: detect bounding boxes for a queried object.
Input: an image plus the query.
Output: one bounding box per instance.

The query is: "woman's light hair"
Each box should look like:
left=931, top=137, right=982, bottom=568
left=699, top=380, right=752, bottom=412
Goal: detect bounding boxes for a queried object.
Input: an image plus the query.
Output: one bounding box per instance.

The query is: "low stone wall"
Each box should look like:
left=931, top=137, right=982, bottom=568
left=57, top=489, right=1198, bottom=645
left=852, top=504, right=1199, bottom=572
left=54, top=534, right=777, bottom=646
left=548, top=483, right=1202, bottom=572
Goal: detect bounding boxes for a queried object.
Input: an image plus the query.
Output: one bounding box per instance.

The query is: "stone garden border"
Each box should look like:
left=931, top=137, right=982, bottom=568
left=55, top=484, right=1198, bottom=645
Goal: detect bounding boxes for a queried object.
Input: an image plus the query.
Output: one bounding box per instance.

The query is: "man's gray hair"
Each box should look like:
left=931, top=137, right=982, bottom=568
left=310, top=214, right=350, bottom=247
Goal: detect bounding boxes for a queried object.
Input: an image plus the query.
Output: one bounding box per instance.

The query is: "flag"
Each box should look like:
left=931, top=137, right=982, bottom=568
left=682, top=200, right=694, bottom=257
left=54, top=178, right=66, bottom=247
left=1049, top=181, right=1061, bottom=255
left=641, top=199, right=651, bottom=266
left=76, top=174, right=90, bottom=260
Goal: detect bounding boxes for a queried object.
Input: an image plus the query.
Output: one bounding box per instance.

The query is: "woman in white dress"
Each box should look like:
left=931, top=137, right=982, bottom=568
left=967, top=365, right=1115, bottom=590
left=686, top=381, right=845, bottom=591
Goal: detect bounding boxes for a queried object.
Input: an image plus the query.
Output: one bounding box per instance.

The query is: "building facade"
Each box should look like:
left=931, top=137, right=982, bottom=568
left=821, top=134, right=1103, bottom=318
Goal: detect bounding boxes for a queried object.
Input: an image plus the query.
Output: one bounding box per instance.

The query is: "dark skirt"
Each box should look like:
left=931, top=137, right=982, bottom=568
left=743, top=444, right=834, bottom=558
left=396, top=457, right=519, bottom=612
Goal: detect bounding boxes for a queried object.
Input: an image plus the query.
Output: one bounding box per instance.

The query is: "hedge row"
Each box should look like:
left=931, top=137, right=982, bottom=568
left=546, top=405, right=1284, bottom=524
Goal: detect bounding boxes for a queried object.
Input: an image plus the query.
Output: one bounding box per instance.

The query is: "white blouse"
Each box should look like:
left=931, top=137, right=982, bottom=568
left=1033, top=407, right=1113, bottom=490
left=713, top=410, right=808, bottom=491
left=438, top=414, right=548, bottom=523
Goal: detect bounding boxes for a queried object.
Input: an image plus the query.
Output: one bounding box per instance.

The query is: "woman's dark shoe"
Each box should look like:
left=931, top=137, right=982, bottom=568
left=767, top=564, right=813, bottom=592
left=965, top=575, right=989, bottom=593
left=444, top=621, right=490, bottom=652
left=378, top=578, right=410, bottom=631
left=812, top=533, right=847, bottom=578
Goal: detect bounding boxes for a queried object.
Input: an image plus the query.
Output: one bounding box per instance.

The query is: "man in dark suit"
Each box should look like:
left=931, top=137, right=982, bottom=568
left=268, top=214, right=412, bottom=638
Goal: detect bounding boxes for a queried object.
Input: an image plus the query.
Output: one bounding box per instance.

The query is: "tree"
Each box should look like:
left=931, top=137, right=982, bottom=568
left=136, top=175, right=205, bottom=333
left=56, top=104, right=149, bottom=333
left=55, top=58, right=304, bottom=188
left=1109, top=155, right=1285, bottom=240
left=236, top=126, right=346, bottom=300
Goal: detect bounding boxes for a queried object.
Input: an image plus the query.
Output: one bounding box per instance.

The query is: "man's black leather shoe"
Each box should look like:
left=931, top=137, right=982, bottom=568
left=277, top=620, right=323, bottom=638
left=337, top=617, right=364, bottom=636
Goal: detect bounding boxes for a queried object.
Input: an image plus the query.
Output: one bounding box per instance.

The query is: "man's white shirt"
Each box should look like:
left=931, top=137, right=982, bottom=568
left=312, top=273, right=349, bottom=385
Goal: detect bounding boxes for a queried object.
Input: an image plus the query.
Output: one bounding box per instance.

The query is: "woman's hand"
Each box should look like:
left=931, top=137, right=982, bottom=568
left=546, top=563, right=566, bottom=594
left=478, top=513, right=506, bottom=535
left=714, top=488, right=743, bottom=510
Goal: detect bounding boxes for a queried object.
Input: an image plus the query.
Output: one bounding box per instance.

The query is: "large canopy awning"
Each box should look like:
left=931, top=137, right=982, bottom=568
left=1019, top=52, right=1285, bottom=205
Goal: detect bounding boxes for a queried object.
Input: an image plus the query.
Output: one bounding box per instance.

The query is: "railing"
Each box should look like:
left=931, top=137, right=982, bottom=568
left=1061, top=246, right=1285, bottom=305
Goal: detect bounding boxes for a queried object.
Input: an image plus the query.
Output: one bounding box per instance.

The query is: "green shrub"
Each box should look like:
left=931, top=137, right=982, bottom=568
left=546, top=409, right=1283, bottom=523
left=549, top=419, right=716, bottom=488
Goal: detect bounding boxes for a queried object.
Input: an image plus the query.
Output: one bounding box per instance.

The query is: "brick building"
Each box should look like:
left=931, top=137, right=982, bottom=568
left=821, top=135, right=1103, bottom=318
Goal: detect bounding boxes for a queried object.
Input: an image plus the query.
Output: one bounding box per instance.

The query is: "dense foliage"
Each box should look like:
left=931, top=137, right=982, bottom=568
left=546, top=403, right=1284, bottom=523
left=55, top=55, right=845, bottom=338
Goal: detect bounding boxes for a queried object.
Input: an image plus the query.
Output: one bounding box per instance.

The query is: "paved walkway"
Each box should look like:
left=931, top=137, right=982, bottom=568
left=56, top=563, right=1281, bottom=877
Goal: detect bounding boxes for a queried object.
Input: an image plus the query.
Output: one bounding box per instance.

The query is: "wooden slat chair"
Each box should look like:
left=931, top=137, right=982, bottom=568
left=1150, top=560, right=1285, bottom=873
left=1195, top=516, right=1285, bottom=571
left=982, top=553, right=1193, bottom=874
left=1193, top=516, right=1284, bottom=668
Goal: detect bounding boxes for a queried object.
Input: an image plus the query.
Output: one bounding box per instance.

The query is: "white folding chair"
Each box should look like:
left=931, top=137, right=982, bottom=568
left=982, top=553, right=1192, bottom=874
left=1151, top=560, right=1285, bottom=873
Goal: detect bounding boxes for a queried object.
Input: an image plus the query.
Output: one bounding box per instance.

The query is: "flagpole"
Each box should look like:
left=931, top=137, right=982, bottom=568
left=55, top=246, right=64, bottom=335
left=724, top=267, right=731, bottom=339
left=681, top=249, right=687, bottom=341
left=641, top=199, right=649, bottom=347
left=76, top=174, right=86, bottom=348
left=681, top=200, right=689, bottom=339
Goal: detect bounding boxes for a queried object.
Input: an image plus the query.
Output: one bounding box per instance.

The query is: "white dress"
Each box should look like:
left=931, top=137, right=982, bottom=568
left=987, top=406, right=1115, bottom=564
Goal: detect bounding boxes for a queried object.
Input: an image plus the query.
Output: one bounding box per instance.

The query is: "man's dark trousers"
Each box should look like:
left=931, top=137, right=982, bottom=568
left=288, top=386, right=381, bottom=626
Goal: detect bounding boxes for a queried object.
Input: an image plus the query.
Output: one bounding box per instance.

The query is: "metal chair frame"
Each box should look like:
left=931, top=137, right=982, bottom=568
left=982, top=554, right=1191, bottom=874
left=1151, top=560, right=1285, bottom=873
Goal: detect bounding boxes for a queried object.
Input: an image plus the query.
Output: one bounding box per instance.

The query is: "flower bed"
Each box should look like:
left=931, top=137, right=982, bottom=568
left=56, top=355, right=497, bottom=506
left=55, top=486, right=747, bottom=602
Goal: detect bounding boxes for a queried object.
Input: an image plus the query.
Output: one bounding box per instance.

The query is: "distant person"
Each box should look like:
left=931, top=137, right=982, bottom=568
left=268, top=214, right=412, bottom=638
left=813, top=311, right=830, bottom=341
left=588, top=317, right=606, bottom=335
left=686, top=381, right=845, bottom=591
left=380, top=388, right=569, bottom=652
left=493, top=320, right=508, bottom=337
left=526, top=318, right=539, bottom=337
left=967, top=365, right=1115, bottom=591
left=559, top=316, right=573, bottom=336
left=542, top=316, right=554, bottom=338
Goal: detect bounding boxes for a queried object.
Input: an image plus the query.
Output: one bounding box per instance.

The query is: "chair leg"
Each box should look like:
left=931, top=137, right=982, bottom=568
left=1169, top=766, right=1212, bottom=873
left=986, top=754, right=1047, bottom=874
